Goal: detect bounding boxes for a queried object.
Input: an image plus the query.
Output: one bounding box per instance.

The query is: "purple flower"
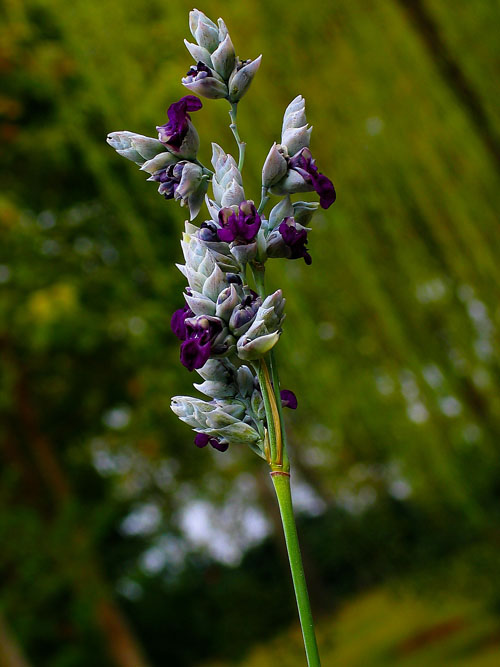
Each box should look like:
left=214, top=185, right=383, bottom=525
left=149, top=161, right=207, bottom=219
left=288, top=148, right=336, bottom=209
left=198, top=221, right=219, bottom=242
left=279, top=218, right=312, bottom=265
left=156, top=95, right=202, bottom=155
left=180, top=315, right=225, bottom=371
left=229, top=292, right=262, bottom=336
left=194, top=432, right=229, bottom=452
left=171, top=304, right=195, bottom=340
left=182, top=62, right=229, bottom=99
left=217, top=201, right=261, bottom=243
left=280, top=389, right=298, bottom=410
left=151, top=162, right=185, bottom=199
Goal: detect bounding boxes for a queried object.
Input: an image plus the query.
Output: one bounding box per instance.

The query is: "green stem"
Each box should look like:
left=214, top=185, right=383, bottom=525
left=258, top=186, right=270, bottom=214
left=270, top=349, right=289, bottom=471
left=272, top=472, right=321, bottom=666
left=254, top=358, right=278, bottom=464
left=251, top=260, right=320, bottom=663
left=228, top=103, right=246, bottom=172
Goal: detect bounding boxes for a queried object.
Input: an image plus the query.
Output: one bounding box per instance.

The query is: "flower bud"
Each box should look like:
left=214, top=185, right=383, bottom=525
left=201, top=263, right=227, bottom=302
left=176, top=162, right=208, bottom=220
left=149, top=161, right=207, bottom=220
left=107, top=131, right=167, bottom=165
left=251, top=388, right=266, bottom=420
left=140, top=151, right=179, bottom=174
left=282, top=95, right=308, bottom=134
left=237, top=331, right=281, bottom=360
left=266, top=229, right=288, bottom=259
left=262, top=143, right=288, bottom=188
left=281, top=125, right=312, bottom=156
left=211, top=144, right=244, bottom=206
left=205, top=196, right=220, bottom=223
left=260, top=289, right=286, bottom=324
left=229, top=293, right=262, bottom=337
left=184, top=290, right=216, bottom=316
left=256, top=227, right=267, bottom=263
left=270, top=169, right=311, bottom=196
left=215, top=284, right=240, bottom=321
left=268, top=195, right=294, bottom=230
left=217, top=17, right=229, bottom=42
left=211, top=34, right=236, bottom=81
left=236, top=365, right=254, bottom=397
left=227, top=55, right=262, bottom=103
left=189, top=9, right=219, bottom=52
left=182, top=62, right=229, bottom=99
left=230, top=241, right=257, bottom=264
left=220, top=179, right=246, bottom=207
left=197, top=358, right=236, bottom=383
left=292, top=200, right=319, bottom=226
left=184, top=39, right=213, bottom=68
left=193, top=379, right=236, bottom=399
left=236, top=290, right=285, bottom=359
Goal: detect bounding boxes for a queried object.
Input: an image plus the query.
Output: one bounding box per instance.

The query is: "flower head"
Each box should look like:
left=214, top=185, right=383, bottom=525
left=157, top=95, right=202, bottom=158
left=218, top=201, right=261, bottom=243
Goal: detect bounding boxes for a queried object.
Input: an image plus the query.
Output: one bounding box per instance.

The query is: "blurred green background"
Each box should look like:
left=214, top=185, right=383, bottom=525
left=1, top=0, right=500, bottom=665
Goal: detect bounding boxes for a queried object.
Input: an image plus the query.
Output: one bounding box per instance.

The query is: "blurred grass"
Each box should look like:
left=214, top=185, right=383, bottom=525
left=213, top=585, right=500, bottom=666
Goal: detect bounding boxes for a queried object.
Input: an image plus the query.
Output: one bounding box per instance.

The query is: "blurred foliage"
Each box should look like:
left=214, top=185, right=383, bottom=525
left=1, top=0, right=500, bottom=665
left=232, top=586, right=500, bottom=666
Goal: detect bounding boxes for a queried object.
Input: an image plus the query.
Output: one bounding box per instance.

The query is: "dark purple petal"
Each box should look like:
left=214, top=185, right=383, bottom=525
left=210, top=439, right=229, bottom=452
left=309, top=172, right=336, bottom=209
left=289, top=148, right=336, bottom=209
left=217, top=201, right=261, bottom=244
left=178, top=315, right=225, bottom=371
left=281, top=389, right=298, bottom=410
left=181, top=95, right=203, bottom=112
left=198, top=222, right=219, bottom=242
left=171, top=304, right=194, bottom=340
left=157, top=95, right=202, bottom=149
left=194, top=433, right=210, bottom=448
left=278, top=219, right=312, bottom=265
left=194, top=432, right=228, bottom=452
left=180, top=338, right=211, bottom=371
left=217, top=226, right=236, bottom=242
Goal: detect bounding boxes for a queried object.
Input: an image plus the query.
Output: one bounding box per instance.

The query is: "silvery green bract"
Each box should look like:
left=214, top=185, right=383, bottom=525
left=211, top=143, right=245, bottom=207
left=106, top=131, right=168, bottom=165
left=227, top=55, right=262, bottom=103
left=237, top=290, right=285, bottom=360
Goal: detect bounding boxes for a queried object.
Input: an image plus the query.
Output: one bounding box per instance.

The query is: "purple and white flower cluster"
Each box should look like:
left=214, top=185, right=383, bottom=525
left=107, top=9, right=336, bottom=457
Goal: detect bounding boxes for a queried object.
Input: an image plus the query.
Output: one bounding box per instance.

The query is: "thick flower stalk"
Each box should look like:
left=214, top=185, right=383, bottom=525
left=107, top=9, right=336, bottom=666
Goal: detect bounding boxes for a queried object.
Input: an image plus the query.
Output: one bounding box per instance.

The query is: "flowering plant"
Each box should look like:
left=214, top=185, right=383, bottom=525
left=107, top=10, right=335, bottom=664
